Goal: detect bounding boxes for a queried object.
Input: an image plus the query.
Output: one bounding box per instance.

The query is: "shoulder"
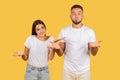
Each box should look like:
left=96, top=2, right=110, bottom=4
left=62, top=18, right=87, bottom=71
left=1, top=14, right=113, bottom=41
left=49, top=36, right=54, bottom=39
left=24, top=35, right=35, bottom=46
left=60, top=25, right=72, bottom=33
left=83, top=25, right=95, bottom=32
left=48, top=36, right=54, bottom=41
left=27, top=35, right=35, bottom=38
left=83, top=25, right=95, bottom=36
left=26, top=35, right=35, bottom=41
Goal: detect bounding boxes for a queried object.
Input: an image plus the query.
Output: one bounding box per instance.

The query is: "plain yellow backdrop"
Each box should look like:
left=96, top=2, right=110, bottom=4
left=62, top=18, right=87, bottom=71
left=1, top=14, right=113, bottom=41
left=0, top=0, right=120, bottom=80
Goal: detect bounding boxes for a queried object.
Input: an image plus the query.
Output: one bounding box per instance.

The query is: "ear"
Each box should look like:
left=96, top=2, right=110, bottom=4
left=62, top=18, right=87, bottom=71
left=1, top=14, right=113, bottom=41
left=70, top=14, right=72, bottom=19
left=82, top=14, right=84, bottom=19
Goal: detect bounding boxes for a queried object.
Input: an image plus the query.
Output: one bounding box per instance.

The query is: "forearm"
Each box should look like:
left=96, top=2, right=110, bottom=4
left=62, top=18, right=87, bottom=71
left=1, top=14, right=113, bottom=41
left=48, top=49, right=55, bottom=60
left=22, top=47, right=29, bottom=61
left=55, top=48, right=64, bottom=56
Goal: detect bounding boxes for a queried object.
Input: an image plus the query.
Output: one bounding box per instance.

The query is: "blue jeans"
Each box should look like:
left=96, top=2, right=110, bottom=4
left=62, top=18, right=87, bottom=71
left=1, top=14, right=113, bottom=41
left=24, top=64, right=49, bottom=80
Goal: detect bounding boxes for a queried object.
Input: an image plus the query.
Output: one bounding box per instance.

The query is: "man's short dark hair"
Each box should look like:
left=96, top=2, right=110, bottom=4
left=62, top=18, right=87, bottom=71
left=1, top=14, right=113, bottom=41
left=71, top=4, right=83, bottom=11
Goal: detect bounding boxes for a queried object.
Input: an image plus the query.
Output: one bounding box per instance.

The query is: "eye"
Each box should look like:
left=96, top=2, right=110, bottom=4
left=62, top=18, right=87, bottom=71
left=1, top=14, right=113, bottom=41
left=41, top=26, right=45, bottom=29
left=72, top=12, right=76, bottom=15
left=78, top=13, right=81, bottom=15
left=36, top=29, right=40, bottom=31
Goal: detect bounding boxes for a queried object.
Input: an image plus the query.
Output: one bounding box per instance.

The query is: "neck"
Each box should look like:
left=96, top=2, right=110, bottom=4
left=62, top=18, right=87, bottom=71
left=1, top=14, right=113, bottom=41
left=37, top=35, right=46, bottom=38
left=72, top=23, right=83, bottom=29
left=36, top=35, right=47, bottom=41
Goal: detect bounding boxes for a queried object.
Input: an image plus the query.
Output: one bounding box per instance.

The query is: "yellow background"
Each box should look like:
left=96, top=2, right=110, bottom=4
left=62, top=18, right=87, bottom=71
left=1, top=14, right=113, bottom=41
left=0, top=0, right=120, bottom=80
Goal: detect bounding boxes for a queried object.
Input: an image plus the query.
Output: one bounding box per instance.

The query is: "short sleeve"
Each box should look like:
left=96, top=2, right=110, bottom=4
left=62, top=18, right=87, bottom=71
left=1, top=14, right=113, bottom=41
left=49, top=36, right=54, bottom=42
left=58, top=29, right=65, bottom=42
left=24, top=36, right=31, bottom=48
left=88, top=29, right=96, bottom=42
left=48, top=36, right=54, bottom=48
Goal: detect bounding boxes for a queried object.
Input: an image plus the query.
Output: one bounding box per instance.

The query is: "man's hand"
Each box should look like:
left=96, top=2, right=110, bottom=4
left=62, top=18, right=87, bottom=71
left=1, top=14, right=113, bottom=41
left=88, top=40, right=102, bottom=56
left=88, top=41, right=101, bottom=48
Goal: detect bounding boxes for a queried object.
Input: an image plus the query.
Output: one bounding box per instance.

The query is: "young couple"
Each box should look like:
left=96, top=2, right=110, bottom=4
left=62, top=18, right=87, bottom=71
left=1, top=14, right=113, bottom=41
left=13, top=4, right=101, bottom=80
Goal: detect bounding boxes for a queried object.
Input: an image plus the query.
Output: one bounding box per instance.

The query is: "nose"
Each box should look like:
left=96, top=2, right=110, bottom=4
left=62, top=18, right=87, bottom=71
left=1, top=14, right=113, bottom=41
left=75, top=16, right=79, bottom=20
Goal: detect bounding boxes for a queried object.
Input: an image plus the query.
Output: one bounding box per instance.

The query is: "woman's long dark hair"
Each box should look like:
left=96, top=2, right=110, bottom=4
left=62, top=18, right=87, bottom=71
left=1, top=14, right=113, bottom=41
left=32, top=19, right=46, bottom=35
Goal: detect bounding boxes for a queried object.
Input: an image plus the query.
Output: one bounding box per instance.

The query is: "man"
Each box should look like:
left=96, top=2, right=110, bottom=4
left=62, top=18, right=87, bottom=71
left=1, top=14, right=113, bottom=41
left=55, top=4, right=101, bottom=80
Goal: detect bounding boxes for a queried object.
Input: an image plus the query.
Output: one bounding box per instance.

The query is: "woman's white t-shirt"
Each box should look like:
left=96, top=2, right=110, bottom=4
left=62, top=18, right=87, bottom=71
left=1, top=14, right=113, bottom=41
left=24, top=35, right=54, bottom=68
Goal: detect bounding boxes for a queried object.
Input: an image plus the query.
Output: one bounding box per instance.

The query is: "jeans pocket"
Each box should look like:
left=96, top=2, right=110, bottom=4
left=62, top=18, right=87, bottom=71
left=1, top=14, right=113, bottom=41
left=26, top=65, right=33, bottom=73
left=45, top=69, right=49, bottom=73
left=26, top=67, right=31, bottom=73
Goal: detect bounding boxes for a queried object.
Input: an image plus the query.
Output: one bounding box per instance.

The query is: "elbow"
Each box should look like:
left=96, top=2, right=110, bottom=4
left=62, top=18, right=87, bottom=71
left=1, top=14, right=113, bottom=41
left=48, top=54, right=54, bottom=60
left=49, top=57, right=54, bottom=60
left=92, top=54, right=97, bottom=56
left=22, top=56, right=28, bottom=61
left=58, top=54, right=63, bottom=57
left=23, top=58, right=28, bottom=61
left=57, top=53, right=63, bottom=57
left=90, top=48, right=98, bottom=56
left=91, top=52, right=97, bottom=56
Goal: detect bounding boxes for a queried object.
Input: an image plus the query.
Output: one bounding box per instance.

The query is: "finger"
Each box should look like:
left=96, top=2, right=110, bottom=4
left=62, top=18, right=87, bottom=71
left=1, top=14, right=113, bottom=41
left=98, top=40, right=102, bottom=43
left=50, top=41, right=54, bottom=44
left=13, top=52, right=18, bottom=55
left=13, top=52, right=24, bottom=56
left=48, top=46, right=54, bottom=49
left=54, top=37, right=65, bottom=43
left=13, top=53, right=19, bottom=57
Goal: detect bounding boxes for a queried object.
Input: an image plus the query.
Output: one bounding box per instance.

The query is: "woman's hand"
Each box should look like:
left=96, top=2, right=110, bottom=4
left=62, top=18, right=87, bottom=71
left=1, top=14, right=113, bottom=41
left=13, top=51, right=24, bottom=57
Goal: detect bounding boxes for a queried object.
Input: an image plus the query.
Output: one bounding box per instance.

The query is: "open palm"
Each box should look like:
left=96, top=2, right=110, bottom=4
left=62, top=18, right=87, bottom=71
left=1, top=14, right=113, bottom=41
left=13, top=52, right=24, bottom=57
left=89, top=41, right=101, bottom=48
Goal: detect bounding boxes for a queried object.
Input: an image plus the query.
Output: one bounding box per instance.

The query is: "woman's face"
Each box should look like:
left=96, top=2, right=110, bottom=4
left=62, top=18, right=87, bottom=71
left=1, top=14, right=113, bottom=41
left=35, top=24, right=46, bottom=37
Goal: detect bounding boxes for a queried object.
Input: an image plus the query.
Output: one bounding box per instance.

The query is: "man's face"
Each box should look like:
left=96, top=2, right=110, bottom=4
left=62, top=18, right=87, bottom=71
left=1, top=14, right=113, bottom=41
left=70, top=8, right=84, bottom=25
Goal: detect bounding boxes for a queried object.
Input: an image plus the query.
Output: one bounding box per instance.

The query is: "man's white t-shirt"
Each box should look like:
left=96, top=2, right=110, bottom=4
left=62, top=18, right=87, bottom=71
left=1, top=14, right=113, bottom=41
left=59, top=25, right=96, bottom=74
left=24, top=35, right=54, bottom=68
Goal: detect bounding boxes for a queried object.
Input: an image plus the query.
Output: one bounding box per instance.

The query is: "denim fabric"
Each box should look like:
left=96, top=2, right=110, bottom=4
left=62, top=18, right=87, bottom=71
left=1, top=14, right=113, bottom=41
left=24, top=64, right=49, bottom=80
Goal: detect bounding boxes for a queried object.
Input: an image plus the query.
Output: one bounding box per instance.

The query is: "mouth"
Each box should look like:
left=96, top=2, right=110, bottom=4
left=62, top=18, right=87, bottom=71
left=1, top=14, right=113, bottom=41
left=72, top=20, right=81, bottom=25
left=39, top=33, right=45, bottom=36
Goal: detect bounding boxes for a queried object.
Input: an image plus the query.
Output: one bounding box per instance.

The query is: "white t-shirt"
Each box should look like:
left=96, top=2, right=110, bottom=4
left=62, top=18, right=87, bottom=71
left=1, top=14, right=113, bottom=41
left=24, top=35, right=54, bottom=68
left=59, top=25, right=96, bottom=74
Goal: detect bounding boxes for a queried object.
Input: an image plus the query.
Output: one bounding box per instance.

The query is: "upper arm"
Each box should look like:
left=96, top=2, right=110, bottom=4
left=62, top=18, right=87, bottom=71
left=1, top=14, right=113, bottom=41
left=23, top=36, right=31, bottom=59
left=88, top=29, right=96, bottom=42
left=88, top=29, right=96, bottom=49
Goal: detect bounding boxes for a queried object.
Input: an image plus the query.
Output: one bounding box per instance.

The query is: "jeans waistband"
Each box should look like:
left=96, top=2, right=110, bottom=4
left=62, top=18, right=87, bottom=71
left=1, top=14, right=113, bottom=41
left=28, top=64, right=48, bottom=71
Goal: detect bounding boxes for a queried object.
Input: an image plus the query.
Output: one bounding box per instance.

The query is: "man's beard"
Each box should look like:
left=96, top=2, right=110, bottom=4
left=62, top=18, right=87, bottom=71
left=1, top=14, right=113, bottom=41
left=72, top=20, right=81, bottom=25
